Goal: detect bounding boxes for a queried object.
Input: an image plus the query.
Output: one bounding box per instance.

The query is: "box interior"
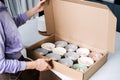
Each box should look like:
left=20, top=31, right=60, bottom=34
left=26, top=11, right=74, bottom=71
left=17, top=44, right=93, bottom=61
left=44, top=0, right=116, bottom=53
left=27, top=35, right=108, bottom=80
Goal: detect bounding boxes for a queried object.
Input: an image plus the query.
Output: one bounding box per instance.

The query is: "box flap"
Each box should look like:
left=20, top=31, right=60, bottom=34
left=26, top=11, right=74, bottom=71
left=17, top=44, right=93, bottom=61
left=44, top=0, right=116, bottom=53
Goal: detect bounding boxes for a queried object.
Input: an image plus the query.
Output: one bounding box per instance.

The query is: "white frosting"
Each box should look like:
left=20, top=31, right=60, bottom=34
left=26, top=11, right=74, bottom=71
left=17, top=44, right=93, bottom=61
left=45, top=53, right=61, bottom=61
left=78, top=57, right=94, bottom=66
left=65, top=43, right=78, bottom=52
left=76, top=48, right=90, bottom=56
left=34, top=48, right=48, bottom=55
left=41, top=42, right=55, bottom=51
left=89, top=52, right=103, bottom=61
left=55, top=40, right=68, bottom=47
left=52, top=47, right=66, bottom=56
left=58, top=58, right=73, bottom=67
left=65, top=52, right=79, bottom=61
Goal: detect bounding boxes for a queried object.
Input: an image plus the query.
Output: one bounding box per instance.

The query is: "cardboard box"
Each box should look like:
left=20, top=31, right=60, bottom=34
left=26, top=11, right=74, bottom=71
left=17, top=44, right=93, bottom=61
left=26, top=0, right=116, bottom=80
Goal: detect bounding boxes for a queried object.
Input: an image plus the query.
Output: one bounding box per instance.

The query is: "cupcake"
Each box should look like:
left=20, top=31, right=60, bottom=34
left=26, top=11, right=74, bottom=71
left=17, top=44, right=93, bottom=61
left=78, top=57, right=94, bottom=66
left=76, top=48, right=90, bottom=57
left=41, top=42, right=55, bottom=51
left=58, top=58, right=73, bottom=67
left=71, top=64, right=87, bottom=72
left=34, top=48, right=48, bottom=55
left=52, top=47, right=66, bottom=56
left=55, top=40, right=68, bottom=47
left=88, top=51, right=103, bottom=61
left=65, top=43, right=78, bottom=52
left=65, top=52, right=80, bottom=61
left=45, top=53, right=61, bottom=61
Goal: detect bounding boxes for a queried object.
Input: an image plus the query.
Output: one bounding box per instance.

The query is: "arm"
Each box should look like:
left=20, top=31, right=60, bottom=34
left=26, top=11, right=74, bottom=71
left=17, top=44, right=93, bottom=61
left=12, top=13, right=29, bottom=27
left=0, top=33, right=51, bottom=73
left=26, top=59, right=52, bottom=71
left=13, top=0, right=46, bottom=27
left=26, top=0, right=46, bottom=19
left=0, top=30, right=26, bottom=73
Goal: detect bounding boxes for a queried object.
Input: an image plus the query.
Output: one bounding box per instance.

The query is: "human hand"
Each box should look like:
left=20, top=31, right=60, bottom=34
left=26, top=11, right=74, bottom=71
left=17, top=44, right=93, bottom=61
left=34, top=0, right=46, bottom=13
left=26, top=0, right=47, bottom=19
left=34, top=58, right=52, bottom=71
left=26, top=58, right=52, bottom=71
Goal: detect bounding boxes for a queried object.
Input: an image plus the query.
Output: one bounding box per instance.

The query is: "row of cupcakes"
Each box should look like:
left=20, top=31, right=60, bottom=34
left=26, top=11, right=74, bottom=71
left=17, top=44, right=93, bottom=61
left=39, top=40, right=90, bottom=57
left=35, top=40, right=103, bottom=60
left=34, top=40, right=103, bottom=72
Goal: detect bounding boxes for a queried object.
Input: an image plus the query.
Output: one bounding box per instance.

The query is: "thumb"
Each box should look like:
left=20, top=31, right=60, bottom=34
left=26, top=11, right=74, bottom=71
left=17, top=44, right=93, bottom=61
left=40, top=0, right=46, bottom=4
left=45, top=58, right=52, bottom=62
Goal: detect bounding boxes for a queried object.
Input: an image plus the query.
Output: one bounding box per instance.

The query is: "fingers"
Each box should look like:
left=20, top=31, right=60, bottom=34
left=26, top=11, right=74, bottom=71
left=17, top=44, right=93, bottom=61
left=44, top=63, right=52, bottom=70
left=40, top=0, right=46, bottom=4
left=46, top=63, right=52, bottom=69
left=40, top=61, right=52, bottom=71
left=44, top=59, right=52, bottom=70
left=35, top=59, right=52, bottom=71
left=45, top=58, right=52, bottom=62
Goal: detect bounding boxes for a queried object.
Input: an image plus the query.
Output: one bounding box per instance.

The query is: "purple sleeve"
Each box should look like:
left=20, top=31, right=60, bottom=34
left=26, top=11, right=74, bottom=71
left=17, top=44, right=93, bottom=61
left=12, top=12, right=29, bottom=27
left=0, top=27, right=26, bottom=73
left=0, top=59, right=26, bottom=73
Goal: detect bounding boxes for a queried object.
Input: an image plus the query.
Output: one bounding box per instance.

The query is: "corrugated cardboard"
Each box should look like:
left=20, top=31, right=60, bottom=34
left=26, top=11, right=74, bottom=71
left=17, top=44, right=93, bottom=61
left=43, top=0, right=116, bottom=52
left=27, top=0, right=116, bottom=80
left=27, top=35, right=108, bottom=80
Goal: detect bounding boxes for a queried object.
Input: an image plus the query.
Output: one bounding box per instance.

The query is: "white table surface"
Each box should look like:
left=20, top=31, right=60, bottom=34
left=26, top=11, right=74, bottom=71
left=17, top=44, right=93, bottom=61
left=18, top=16, right=120, bottom=80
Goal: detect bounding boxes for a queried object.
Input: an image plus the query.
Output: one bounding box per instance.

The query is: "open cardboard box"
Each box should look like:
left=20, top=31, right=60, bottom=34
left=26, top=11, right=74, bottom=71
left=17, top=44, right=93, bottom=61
left=26, top=0, right=116, bottom=80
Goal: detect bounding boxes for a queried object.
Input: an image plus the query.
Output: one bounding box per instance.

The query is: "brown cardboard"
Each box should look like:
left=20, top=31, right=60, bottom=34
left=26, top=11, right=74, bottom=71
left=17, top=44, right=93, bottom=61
left=27, top=0, right=116, bottom=80
left=43, top=0, right=116, bottom=53
left=27, top=35, right=108, bottom=80
left=39, top=70, right=61, bottom=80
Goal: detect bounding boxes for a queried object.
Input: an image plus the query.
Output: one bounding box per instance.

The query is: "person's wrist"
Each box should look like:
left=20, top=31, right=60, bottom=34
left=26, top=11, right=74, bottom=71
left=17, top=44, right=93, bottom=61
left=26, top=61, right=36, bottom=70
